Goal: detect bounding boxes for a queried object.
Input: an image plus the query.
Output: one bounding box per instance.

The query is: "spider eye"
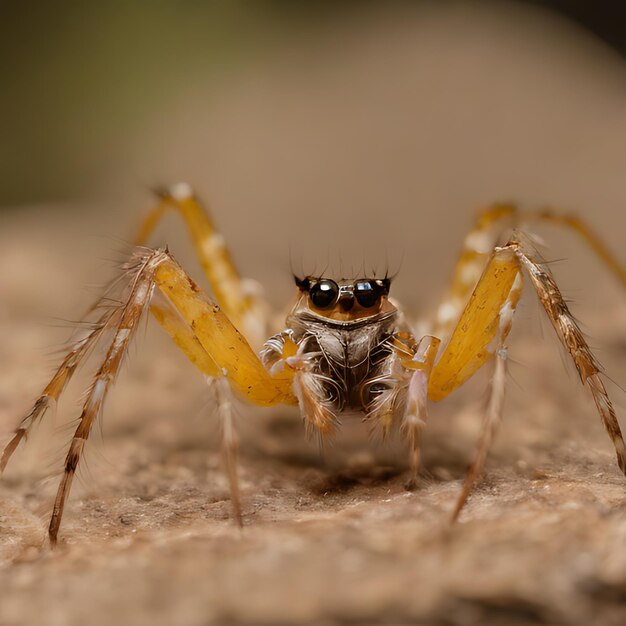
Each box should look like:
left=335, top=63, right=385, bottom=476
left=310, top=280, right=339, bottom=309
left=354, top=280, right=382, bottom=308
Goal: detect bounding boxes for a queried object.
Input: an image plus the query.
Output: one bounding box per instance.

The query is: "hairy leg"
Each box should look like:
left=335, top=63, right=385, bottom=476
left=395, top=335, right=441, bottom=487
left=511, top=241, right=626, bottom=474
left=1, top=251, right=163, bottom=474
left=48, top=250, right=168, bottom=543
left=430, top=239, right=625, bottom=521
left=2, top=248, right=296, bottom=544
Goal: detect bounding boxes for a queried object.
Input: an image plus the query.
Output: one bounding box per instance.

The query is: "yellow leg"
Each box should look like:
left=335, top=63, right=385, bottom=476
left=153, top=258, right=295, bottom=406
left=151, top=297, right=245, bottom=526
left=135, top=184, right=267, bottom=347
left=150, top=258, right=298, bottom=529
left=448, top=287, right=514, bottom=522
left=150, top=300, right=221, bottom=378
left=522, top=210, right=626, bottom=287
left=429, top=244, right=523, bottom=517
left=435, top=204, right=517, bottom=335
left=1, top=248, right=295, bottom=544
left=428, top=240, right=626, bottom=520
left=435, top=204, right=626, bottom=335
left=429, top=245, right=523, bottom=401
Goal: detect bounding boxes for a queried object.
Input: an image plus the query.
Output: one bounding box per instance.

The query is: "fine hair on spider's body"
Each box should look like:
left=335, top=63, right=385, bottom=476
left=2, top=184, right=625, bottom=545
left=261, top=277, right=409, bottom=437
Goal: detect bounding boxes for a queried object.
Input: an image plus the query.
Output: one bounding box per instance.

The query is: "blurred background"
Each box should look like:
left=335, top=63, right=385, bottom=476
left=1, top=4, right=626, bottom=624
left=1, top=0, right=625, bottom=313
left=0, top=1, right=624, bottom=199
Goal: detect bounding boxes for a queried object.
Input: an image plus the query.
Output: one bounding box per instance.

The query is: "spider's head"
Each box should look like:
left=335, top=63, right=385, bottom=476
left=293, top=275, right=393, bottom=322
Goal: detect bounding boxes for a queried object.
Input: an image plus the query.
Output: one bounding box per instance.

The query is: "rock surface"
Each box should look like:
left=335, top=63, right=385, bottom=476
left=0, top=209, right=625, bottom=626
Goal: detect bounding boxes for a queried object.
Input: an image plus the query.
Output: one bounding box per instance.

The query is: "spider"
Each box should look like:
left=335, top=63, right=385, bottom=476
left=2, top=183, right=625, bottom=545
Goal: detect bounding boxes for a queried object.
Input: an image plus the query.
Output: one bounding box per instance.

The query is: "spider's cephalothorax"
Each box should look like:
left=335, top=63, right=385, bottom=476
left=283, top=276, right=405, bottom=414
left=3, top=185, right=626, bottom=545
left=260, top=275, right=416, bottom=437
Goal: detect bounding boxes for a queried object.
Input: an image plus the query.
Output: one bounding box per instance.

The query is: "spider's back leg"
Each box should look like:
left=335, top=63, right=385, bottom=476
left=435, top=203, right=626, bottom=338
left=135, top=184, right=269, bottom=347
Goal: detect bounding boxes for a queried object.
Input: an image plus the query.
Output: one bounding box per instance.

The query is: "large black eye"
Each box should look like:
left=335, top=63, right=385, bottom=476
left=310, top=279, right=339, bottom=309
left=354, top=280, right=381, bottom=308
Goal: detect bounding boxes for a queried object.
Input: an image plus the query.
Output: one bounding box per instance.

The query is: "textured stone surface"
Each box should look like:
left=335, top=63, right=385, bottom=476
left=0, top=208, right=625, bottom=626
left=1, top=4, right=626, bottom=624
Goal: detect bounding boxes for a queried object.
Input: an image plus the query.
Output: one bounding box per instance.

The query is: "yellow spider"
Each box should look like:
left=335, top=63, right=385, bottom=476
left=2, top=183, right=625, bottom=545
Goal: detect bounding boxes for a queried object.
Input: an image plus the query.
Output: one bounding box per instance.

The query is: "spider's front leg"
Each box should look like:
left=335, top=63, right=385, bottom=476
left=260, top=330, right=338, bottom=438
left=1, top=248, right=297, bottom=545
left=428, top=242, right=626, bottom=521
left=379, top=333, right=441, bottom=488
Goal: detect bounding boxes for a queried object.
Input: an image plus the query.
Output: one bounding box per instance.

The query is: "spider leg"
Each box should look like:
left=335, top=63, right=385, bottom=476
left=521, top=210, right=626, bottom=287
left=435, top=203, right=625, bottom=336
left=429, top=241, right=626, bottom=521
left=152, top=290, right=311, bottom=528
left=0, top=257, right=148, bottom=472
left=152, top=297, right=243, bottom=526
left=511, top=241, right=626, bottom=474
left=429, top=246, right=523, bottom=401
left=393, top=335, right=441, bottom=487
left=428, top=246, right=524, bottom=519
left=449, top=289, right=515, bottom=521
left=435, top=204, right=516, bottom=336
left=261, top=331, right=339, bottom=438
left=48, top=249, right=169, bottom=544
left=3, top=248, right=297, bottom=545
left=134, top=183, right=268, bottom=347
left=152, top=257, right=295, bottom=406
left=451, top=344, right=508, bottom=522
left=212, top=376, right=242, bottom=527
left=150, top=299, right=221, bottom=378
left=0, top=339, right=91, bottom=472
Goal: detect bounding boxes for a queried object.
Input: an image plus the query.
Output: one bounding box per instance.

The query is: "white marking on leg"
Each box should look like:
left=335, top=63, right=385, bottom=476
left=437, top=299, right=463, bottom=325
left=402, top=369, right=430, bottom=485
left=112, top=328, right=130, bottom=351
left=240, top=278, right=264, bottom=298
left=169, top=182, right=193, bottom=201
left=201, top=233, right=226, bottom=256
left=487, top=272, right=522, bottom=355
left=464, top=230, right=494, bottom=254
left=406, top=370, right=428, bottom=423
left=459, top=261, right=484, bottom=286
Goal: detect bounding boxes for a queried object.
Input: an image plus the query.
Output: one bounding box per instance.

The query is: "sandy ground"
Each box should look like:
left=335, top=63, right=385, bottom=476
left=2, top=4, right=626, bottom=625
left=0, top=206, right=625, bottom=626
